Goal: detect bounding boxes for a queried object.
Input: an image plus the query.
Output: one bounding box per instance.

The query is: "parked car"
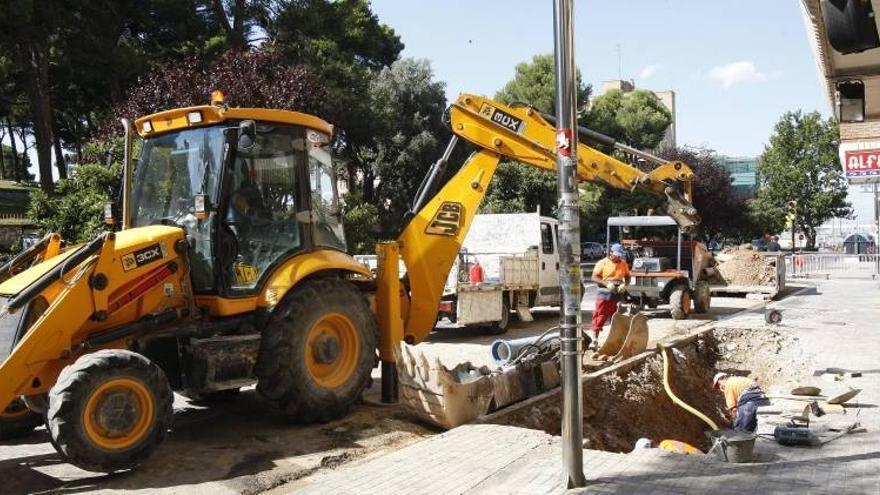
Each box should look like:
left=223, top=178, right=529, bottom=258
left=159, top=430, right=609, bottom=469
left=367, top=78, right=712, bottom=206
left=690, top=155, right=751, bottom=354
left=581, top=241, right=604, bottom=260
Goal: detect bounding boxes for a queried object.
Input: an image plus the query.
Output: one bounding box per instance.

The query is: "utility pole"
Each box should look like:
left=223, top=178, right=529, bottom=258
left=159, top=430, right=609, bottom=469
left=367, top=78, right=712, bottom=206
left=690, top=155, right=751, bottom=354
left=552, top=0, right=586, bottom=488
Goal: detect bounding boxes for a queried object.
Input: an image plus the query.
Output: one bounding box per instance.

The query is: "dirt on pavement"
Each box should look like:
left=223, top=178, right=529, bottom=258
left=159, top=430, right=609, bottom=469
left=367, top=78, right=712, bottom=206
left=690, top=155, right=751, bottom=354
left=712, top=244, right=779, bottom=287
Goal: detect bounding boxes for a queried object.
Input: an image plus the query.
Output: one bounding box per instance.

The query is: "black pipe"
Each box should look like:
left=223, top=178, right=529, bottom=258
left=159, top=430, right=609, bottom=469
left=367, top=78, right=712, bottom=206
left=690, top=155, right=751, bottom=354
left=84, top=309, right=179, bottom=348
left=6, top=235, right=106, bottom=313
left=538, top=112, right=617, bottom=147
left=0, top=235, right=52, bottom=283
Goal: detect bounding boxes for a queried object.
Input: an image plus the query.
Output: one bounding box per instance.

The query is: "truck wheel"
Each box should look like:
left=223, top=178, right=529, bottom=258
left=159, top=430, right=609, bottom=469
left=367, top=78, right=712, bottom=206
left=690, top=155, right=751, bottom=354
left=46, top=350, right=173, bottom=472
left=0, top=398, right=43, bottom=440
left=256, top=278, right=377, bottom=423
left=693, top=281, right=711, bottom=313
left=669, top=285, right=691, bottom=320
left=486, top=295, right=510, bottom=335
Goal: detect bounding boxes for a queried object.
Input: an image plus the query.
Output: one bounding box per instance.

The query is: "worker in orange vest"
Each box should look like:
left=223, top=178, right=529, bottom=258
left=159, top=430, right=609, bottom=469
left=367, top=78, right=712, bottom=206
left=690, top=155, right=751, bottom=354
left=713, top=372, right=769, bottom=432
left=589, top=243, right=630, bottom=348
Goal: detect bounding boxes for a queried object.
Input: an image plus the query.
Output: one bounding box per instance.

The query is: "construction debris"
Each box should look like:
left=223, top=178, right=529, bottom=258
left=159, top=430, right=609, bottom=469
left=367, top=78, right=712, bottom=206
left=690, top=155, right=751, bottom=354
left=711, top=244, right=779, bottom=287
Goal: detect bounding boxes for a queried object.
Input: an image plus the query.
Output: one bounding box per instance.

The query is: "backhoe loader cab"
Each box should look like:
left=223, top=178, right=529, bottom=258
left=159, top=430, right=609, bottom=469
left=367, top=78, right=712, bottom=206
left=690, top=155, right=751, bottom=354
left=0, top=98, right=376, bottom=472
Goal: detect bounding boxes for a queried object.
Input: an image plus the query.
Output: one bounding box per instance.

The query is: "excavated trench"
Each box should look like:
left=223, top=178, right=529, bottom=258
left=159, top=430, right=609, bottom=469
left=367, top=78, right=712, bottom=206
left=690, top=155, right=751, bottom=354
left=481, top=325, right=807, bottom=453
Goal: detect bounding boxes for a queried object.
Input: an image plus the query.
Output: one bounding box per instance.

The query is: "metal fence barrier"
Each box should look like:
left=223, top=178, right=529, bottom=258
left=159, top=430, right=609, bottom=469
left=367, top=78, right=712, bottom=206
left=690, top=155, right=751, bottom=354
left=784, top=253, right=879, bottom=279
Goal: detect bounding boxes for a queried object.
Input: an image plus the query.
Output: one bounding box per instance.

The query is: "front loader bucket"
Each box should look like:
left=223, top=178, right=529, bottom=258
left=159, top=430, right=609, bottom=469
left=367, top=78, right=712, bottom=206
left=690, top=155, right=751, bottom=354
left=593, top=309, right=649, bottom=363
left=394, top=343, right=495, bottom=429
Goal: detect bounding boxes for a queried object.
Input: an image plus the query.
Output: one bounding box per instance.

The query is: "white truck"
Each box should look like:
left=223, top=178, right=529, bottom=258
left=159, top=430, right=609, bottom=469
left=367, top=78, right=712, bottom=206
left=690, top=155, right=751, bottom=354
left=438, top=211, right=562, bottom=334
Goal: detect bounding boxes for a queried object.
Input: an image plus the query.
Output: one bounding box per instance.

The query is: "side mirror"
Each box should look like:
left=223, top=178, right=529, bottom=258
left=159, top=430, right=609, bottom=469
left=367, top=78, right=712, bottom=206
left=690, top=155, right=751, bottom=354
left=194, top=193, right=210, bottom=220
left=238, top=120, right=256, bottom=150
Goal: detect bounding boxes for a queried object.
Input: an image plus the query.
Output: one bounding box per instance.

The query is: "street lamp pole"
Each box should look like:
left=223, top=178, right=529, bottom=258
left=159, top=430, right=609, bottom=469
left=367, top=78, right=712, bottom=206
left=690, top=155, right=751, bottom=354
left=552, top=0, right=586, bottom=488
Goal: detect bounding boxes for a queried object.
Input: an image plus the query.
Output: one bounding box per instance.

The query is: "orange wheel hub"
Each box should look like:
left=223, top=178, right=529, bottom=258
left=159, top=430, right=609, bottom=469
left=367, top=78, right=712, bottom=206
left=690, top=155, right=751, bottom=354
left=83, top=378, right=154, bottom=450
left=304, top=312, right=359, bottom=389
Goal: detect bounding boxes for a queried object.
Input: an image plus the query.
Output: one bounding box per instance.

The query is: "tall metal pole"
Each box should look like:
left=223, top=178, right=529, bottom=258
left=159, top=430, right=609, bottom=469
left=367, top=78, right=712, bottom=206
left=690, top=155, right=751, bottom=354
left=553, top=0, right=586, bottom=488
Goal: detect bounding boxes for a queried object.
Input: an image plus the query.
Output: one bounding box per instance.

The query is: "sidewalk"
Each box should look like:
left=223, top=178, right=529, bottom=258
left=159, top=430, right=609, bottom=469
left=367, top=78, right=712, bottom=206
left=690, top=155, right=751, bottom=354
left=283, top=278, right=880, bottom=494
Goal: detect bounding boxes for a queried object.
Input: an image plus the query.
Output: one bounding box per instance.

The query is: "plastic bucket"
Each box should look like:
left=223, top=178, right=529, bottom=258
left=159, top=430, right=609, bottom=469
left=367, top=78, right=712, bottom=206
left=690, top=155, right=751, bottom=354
left=706, top=429, right=756, bottom=463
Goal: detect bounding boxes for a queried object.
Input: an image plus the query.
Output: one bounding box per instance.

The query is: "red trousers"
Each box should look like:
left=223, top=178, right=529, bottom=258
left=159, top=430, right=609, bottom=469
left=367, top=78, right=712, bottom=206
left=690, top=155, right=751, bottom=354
left=591, top=296, right=618, bottom=333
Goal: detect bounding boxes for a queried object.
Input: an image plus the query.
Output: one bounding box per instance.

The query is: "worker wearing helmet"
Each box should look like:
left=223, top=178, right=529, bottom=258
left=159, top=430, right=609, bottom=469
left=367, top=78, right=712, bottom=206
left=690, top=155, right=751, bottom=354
left=589, top=243, right=630, bottom=347
left=713, top=372, right=770, bottom=432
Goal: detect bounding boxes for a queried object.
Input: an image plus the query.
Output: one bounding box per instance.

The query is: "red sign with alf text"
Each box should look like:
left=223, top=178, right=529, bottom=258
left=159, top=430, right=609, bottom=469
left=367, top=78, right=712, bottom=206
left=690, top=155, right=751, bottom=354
left=844, top=149, right=880, bottom=178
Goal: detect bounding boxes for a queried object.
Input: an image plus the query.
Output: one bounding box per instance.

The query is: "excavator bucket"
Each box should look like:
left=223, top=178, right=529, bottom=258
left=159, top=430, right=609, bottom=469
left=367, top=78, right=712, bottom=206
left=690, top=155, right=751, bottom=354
left=591, top=307, right=649, bottom=363
left=393, top=343, right=495, bottom=429
left=663, top=187, right=700, bottom=233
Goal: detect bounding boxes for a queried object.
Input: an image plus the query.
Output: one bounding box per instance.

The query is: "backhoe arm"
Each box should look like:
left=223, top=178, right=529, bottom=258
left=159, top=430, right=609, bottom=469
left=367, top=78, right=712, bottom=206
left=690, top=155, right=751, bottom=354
left=449, top=94, right=698, bottom=228
left=378, top=94, right=701, bottom=356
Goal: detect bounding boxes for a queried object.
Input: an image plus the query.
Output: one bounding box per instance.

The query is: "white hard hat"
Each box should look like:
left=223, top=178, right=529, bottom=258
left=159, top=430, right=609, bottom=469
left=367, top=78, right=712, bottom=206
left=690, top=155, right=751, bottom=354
left=712, top=372, right=729, bottom=388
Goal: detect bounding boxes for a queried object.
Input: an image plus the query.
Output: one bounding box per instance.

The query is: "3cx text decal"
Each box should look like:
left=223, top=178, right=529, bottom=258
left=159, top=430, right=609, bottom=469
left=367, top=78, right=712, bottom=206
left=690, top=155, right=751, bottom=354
left=425, top=202, right=464, bottom=236
left=121, top=243, right=165, bottom=272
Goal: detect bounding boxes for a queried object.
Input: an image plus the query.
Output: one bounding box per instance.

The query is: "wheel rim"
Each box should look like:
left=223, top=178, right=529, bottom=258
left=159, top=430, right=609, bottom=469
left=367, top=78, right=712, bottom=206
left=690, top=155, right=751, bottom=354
left=83, top=378, right=154, bottom=450
left=682, top=291, right=691, bottom=314
left=304, top=312, right=360, bottom=389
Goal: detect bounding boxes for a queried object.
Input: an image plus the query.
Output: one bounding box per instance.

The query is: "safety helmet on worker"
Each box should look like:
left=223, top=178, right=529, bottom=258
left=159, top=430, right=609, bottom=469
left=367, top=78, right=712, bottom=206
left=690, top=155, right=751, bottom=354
left=712, top=372, right=729, bottom=388
left=610, top=243, right=625, bottom=257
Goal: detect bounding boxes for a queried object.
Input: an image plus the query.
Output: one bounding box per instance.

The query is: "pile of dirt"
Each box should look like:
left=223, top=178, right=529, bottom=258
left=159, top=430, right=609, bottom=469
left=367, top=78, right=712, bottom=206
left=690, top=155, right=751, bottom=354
left=488, top=335, right=728, bottom=453
left=713, top=326, right=812, bottom=393
left=711, top=244, right=778, bottom=287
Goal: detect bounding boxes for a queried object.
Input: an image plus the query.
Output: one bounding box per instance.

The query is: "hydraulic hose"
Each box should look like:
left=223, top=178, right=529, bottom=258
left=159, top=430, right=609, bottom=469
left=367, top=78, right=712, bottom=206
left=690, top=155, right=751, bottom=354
left=659, top=344, right=719, bottom=431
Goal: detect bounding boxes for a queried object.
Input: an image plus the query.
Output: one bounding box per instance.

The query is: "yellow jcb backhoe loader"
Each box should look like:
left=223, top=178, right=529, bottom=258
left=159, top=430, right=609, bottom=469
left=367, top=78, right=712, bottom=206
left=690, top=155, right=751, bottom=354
left=0, top=92, right=698, bottom=472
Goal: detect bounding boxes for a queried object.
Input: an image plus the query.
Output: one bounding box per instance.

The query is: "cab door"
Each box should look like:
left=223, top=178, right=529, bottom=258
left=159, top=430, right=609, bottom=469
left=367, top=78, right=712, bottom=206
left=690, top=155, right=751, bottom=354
left=536, top=221, right=561, bottom=306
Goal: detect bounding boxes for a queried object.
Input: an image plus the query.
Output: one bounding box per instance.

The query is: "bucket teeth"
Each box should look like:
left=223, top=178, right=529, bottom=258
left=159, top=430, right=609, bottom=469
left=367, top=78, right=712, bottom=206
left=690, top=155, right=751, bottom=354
left=393, top=342, right=495, bottom=429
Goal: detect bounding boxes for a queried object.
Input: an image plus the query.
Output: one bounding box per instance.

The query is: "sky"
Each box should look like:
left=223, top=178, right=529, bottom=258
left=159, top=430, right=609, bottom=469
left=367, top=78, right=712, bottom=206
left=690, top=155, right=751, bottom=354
left=2, top=1, right=874, bottom=224
left=370, top=0, right=875, bottom=224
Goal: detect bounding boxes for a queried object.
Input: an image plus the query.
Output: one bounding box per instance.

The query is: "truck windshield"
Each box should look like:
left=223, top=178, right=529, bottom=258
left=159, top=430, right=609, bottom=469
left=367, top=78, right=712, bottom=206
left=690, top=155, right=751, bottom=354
left=131, top=126, right=225, bottom=227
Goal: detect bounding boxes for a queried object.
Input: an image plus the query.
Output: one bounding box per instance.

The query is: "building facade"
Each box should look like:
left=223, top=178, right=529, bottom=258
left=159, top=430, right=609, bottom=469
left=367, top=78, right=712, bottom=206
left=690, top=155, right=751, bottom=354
left=717, top=155, right=758, bottom=198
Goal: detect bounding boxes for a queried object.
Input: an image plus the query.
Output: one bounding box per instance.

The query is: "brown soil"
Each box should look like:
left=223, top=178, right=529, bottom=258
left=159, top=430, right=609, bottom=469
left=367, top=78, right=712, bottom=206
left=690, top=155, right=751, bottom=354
left=488, top=334, right=729, bottom=452
left=713, top=326, right=812, bottom=393
left=712, top=244, right=778, bottom=287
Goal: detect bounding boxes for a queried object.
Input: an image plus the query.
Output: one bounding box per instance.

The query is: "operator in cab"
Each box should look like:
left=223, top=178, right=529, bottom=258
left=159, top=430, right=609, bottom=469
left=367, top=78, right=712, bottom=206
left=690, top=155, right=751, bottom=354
left=713, top=372, right=770, bottom=433
left=589, top=243, right=630, bottom=348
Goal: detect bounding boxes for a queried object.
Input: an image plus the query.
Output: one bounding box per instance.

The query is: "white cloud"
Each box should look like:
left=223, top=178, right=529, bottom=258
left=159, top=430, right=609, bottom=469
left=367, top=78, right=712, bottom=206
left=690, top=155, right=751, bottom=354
left=709, top=61, right=769, bottom=89
left=638, top=64, right=662, bottom=80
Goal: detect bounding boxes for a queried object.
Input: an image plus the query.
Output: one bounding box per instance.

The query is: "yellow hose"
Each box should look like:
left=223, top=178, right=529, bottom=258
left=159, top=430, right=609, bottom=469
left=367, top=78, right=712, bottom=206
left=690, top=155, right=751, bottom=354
left=659, top=345, right=719, bottom=431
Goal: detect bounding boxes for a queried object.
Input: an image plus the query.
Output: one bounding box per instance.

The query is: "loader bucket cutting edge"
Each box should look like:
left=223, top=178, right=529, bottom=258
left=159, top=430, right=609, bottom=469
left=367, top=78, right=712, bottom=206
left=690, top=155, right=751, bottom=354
left=393, top=342, right=494, bottom=429
left=593, top=309, right=649, bottom=362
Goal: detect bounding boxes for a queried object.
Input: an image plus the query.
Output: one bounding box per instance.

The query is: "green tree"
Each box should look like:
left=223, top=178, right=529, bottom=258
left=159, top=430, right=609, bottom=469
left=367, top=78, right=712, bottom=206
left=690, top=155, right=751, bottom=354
left=495, top=54, right=591, bottom=115
left=586, top=89, right=671, bottom=150
left=485, top=54, right=591, bottom=216
left=751, top=110, right=850, bottom=250
left=359, top=58, right=448, bottom=236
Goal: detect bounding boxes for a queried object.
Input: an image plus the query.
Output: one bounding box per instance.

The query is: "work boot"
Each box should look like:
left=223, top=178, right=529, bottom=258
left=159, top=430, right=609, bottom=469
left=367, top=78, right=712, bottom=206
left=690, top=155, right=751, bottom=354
left=589, top=330, right=600, bottom=349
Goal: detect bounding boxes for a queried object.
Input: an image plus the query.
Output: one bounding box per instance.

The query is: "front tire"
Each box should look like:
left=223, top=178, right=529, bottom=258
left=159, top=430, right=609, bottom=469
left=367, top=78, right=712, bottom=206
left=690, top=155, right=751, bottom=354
left=669, top=285, right=691, bottom=320
left=256, top=278, right=377, bottom=423
left=46, top=350, right=173, bottom=472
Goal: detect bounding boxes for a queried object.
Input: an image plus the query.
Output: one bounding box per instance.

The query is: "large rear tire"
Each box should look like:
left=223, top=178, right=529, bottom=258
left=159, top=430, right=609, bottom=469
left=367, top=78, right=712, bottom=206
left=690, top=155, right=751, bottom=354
left=693, top=280, right=711, bottom=314
left=256, top=278, right=377, bottom=423
left=0, top=398, right=43, bottom=440
left=669, top=285, right=691, bottom=320
left=46, top=349, right=173, bottom=472
left=486, top=295, right=511, bottom=335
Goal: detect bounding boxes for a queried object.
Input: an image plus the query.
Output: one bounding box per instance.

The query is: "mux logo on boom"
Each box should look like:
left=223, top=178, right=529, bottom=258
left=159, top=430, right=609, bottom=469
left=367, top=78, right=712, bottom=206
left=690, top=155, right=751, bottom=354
left=478, top=103, right=525, bottom=134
